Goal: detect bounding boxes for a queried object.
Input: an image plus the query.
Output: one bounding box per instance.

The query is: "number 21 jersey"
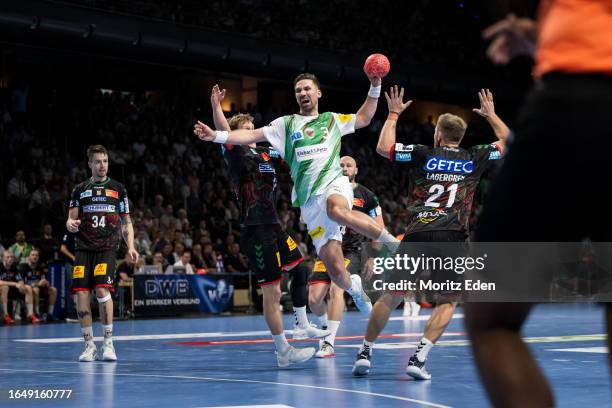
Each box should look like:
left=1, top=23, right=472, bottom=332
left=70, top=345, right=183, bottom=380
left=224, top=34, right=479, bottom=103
left=390, top=143, right=502, bottom=234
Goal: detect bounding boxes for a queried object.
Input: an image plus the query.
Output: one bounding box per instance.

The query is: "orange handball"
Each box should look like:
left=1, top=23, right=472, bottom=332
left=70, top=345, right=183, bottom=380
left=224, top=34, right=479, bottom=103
left=364, top=53, right=390, bottom=78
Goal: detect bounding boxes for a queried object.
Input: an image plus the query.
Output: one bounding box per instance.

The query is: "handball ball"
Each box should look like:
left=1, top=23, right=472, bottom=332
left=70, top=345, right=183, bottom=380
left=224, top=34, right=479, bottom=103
left=364, top=53, right=390, bottom=78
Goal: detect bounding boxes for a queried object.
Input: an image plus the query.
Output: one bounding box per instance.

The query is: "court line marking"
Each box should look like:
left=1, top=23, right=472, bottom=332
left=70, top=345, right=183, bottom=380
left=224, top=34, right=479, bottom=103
left=198, top=405, right=294, bottom=408
left=388, top=314, right=464, bottom=321
left=12, top=331, right=465, bottom=344
left=547, top=347, right=608, bottom=354
left=0, top=368, right=452, bottom=408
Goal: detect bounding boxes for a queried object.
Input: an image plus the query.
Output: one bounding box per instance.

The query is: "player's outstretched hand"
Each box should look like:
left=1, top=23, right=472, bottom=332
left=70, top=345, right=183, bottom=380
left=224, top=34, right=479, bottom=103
left=384, top=85, right=412, bottom=115
left=368, top=75, right=382, bottom=87
left=128, top=248, right=140, bottom=264
left=66, top=219, right=81, bottom=233
left=472, top=89, right=496, bottom=118
left=210, top=84, right=226, bottom=107
left=483, top=13, right=537, bottom=65
left=194, top=121, right=216, bottom=141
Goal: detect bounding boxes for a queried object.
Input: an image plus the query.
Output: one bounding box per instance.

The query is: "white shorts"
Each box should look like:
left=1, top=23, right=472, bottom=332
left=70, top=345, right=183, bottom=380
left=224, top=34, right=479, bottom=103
left=301, top=176, right=354, bottom=254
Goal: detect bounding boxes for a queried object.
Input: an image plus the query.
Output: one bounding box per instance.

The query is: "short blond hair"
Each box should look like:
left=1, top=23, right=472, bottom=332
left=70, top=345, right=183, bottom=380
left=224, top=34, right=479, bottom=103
left=228, top=113, right=254, bottom=130
left=87, top=144, right=108, bottom=161
left=437, top=113, right=467, bottom=143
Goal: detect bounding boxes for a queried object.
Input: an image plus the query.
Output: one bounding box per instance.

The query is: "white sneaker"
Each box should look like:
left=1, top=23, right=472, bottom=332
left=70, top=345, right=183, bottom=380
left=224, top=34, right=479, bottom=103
left=403, top=302, right=421, bottom=317
left=315, top=341, right=335, bottom=358
left=276, top=346, right=315, bottom=367
left=349, top=275, right=372, bottom=314
left=100, top=342, right=117, bottom=361
left=292, top=323, right=331, bottom=340
left=79, top=343, right=98, bottom=362
left=406, top=355, right=432, bottom=380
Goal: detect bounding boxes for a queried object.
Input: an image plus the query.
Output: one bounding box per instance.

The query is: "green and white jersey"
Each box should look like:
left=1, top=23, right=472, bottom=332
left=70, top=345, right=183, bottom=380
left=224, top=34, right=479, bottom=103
left=263, top=112, right=356, bottom=207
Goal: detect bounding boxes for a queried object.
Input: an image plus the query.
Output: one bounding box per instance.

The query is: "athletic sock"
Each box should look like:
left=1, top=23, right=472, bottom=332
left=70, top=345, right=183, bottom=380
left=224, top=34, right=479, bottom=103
left=34, top=306, right=40, bottom=315
left=48, top=304, right=55, bottom=315
left=377, top=229, right=400, bottom=251
left=102, top=324, right=113, bottom=344
left=316, top=313, right=328, bottom=329
left=415, top=337, right=434, bottom=362
left=1, top=302, right=7, bottom=316
left=325, top=320, right=340, bottom=346
left=293, top=306, right=309, bottom=329
left=272, top=333, right=290, bottom=353
left=361, top=339, right=374, bottom=354
left=26, top=303, right=33, bottom=317
left=82, top=326, right=95, bottom=347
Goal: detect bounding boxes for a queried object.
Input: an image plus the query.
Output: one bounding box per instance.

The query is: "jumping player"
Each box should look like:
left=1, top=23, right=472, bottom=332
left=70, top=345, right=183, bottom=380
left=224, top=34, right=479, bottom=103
left=352, top=86, right=509, bottom=379
left=210, top=85, right=328, bottom=366
left=67, top=145, right=139, bottom=362
left=195, top=72, right=400, bottom=314
left=308, top=156, right=384, bottom=358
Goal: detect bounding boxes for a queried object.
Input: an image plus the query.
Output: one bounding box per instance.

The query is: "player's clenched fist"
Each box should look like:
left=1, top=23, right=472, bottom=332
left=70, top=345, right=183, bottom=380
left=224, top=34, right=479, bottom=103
left=194, top=120, right=216, bottom=141
left=66, top=218, right=81, bottom=233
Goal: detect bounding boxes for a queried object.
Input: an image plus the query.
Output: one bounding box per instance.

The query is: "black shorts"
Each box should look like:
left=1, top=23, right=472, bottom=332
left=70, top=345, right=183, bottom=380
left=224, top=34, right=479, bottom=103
left=71, top=250, right=117, bottom=293
left=8, top=286, right=24, bottom=299
left=476, top=74, right=612, bottom=242
left=309, top=250, right=362, bottom=285
left=241, top=224, right=304, bottom=286
left=387, top=230, right=468, bottom=299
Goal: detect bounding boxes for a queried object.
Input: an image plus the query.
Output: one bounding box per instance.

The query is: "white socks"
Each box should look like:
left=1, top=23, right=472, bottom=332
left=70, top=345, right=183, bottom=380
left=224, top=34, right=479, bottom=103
left=316, top=313, right=328, bottom=329
left=325, top=320, right=340, bottom=346
left=293, top=306, right=309, bottom=329
left=361, top=339, right=374, bottom=354
left=26, top=303, right=33, bottom=317
left=415, top=337, right=434, bottom=362
left=82, top=326, right=95, bottom=347
left=102, top=324, right=113, bottom=344
left=48, top=304, right=55, bottom=315
left=272, top=333, right=290, bottom=353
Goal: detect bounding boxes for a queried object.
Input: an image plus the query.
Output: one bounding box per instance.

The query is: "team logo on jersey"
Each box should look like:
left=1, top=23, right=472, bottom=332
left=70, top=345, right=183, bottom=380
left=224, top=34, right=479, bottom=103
left=286, top=236, right=297, bottom=251
left=83, top=204, right=116, bottom=213
left=258, top=163, right=275, bottom=173
left=290, top=131, right=304, bottom=143
left=73, top=266, right=85, bottom=279
left=105, top=189, right=118, bottom=199
left=338, top=114, right=352, bottom=123
left=91, top=196, right=107, bottom=202
left=94, top=263, right=107, bottom=276
left=424, top=157, right=473, bottom=174
left=295, top=144, right=329, bottom=162
left=417, top=209, right=448, bottom=224
left=80, top=190, right=92, bottom=199
left=96, top=189, right=102, bottom=196
left=309, top=226, right=326, bottom=241
left=353, top=198, right=365, bottom=208
left=305, top=128, right=315, bottom=138
left=396, top=152, right=412, bottom=162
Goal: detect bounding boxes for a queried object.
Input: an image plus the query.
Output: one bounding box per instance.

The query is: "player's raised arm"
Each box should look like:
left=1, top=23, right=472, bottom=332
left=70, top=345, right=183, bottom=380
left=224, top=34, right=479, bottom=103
left=194, top=121, right=266, bottom=145
left=210, top=84, right=231, bottom=132
left=472, top=88, right=510, bottom=150
left=355, top=75, right=381, bottom=129
left=376, top=85, right=413, bottom=158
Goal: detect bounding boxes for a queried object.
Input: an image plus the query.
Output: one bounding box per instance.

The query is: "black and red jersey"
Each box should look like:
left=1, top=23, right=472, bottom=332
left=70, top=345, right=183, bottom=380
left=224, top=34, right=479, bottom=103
left=389, top=143, right=503, bottom=235
left=222, top=144, right=281, bottom=226
left=69, top=177, right=129, bottom=251
left=343, top=183, right=381, bottom=252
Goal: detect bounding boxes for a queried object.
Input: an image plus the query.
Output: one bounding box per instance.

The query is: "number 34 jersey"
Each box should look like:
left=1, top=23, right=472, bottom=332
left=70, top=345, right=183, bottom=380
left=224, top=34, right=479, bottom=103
left=69, top=178, right=130, bottom=251
left=389, top=143, right=503, bottom=234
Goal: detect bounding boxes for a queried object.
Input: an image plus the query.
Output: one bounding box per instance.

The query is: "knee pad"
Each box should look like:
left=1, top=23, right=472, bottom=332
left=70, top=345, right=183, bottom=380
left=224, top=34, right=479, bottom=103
left=97, top=293, right=112, bottom=304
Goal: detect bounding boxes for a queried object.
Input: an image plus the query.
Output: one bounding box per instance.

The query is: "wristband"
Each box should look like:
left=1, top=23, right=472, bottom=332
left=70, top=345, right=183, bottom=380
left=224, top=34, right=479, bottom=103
left=387, top=112, right=399, bottom=121
left=214, top=130, right=229, bottom=144
left=368, top=84, right=381, bottom=98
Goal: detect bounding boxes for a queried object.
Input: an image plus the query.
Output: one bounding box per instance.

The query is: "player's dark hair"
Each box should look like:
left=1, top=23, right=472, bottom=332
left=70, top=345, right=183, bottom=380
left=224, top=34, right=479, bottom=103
left=294, top=73, right=320, bottom=89
left=228, top=113, right=255, bottom=130
left=87, top=144, right=108, bottom=161
left=437, top=114, right=467, bottom=143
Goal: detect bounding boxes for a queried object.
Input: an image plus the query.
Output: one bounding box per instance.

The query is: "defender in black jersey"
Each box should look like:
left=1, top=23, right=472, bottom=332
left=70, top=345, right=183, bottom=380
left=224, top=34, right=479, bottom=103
left=210, top=85, right=324, bottom=367
left=19, top=248, right=57, bottom=321
left=66, top=145, right=139, bottom=362
left=308, top=156, right=385, bottom=358
left=353, top=86, right=509, bottom=379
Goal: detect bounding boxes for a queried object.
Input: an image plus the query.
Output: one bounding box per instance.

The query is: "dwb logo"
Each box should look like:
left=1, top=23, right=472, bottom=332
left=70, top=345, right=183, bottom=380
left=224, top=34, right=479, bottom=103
left=146, top=279, right=190, bottom=297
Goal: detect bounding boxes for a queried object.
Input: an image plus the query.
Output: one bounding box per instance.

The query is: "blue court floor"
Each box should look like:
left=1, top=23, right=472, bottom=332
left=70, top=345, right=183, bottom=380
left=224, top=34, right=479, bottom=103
left=0, top=303, right=610, bottom=407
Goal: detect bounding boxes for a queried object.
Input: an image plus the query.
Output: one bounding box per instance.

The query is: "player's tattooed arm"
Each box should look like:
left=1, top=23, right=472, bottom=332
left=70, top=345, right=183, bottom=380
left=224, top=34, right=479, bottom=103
left=121, top=215, right=140, bottom=263
left=377, top=85, right=412, bottom=158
